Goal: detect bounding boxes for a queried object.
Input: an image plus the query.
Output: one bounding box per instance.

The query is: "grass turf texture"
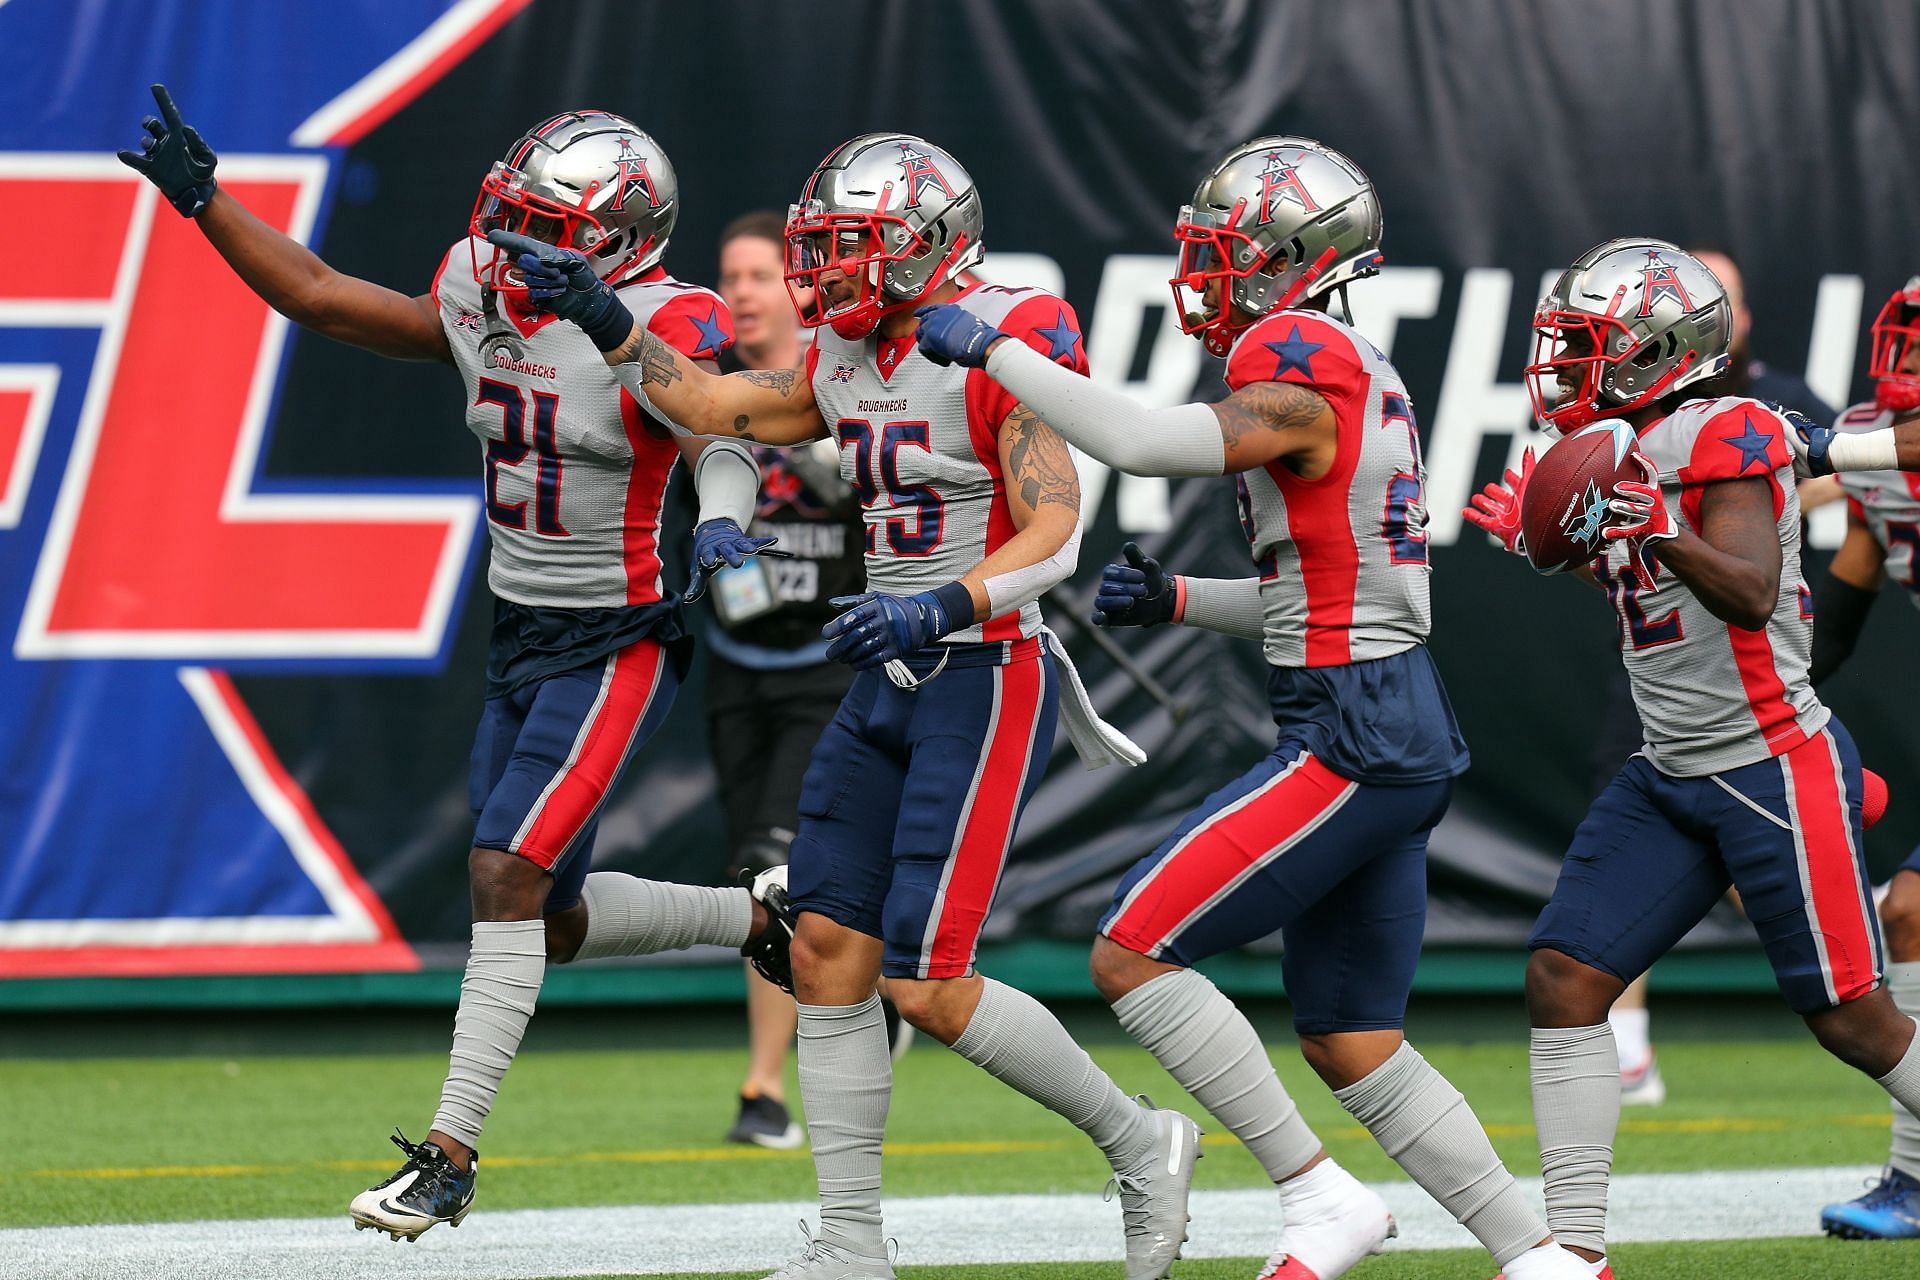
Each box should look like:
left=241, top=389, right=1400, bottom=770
left=0, top=1030, right=1896, bottom=1232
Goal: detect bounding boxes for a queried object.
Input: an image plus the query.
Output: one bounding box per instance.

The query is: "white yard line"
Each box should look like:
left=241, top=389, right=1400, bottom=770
left=0, top=1165, right=1878, bottom=1280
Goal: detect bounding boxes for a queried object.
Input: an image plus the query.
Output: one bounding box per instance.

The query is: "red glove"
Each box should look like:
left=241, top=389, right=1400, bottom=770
left=1463, top=448, right=1535, bottom=557
left=1604, top=452, right=1677, bottom=589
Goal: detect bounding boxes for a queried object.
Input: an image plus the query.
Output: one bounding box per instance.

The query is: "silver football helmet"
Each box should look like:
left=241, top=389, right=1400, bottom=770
left=1528, top=238, right=1731, bottom=433
left=785, top=132, right=985, bottom=339
left=470, top=110, right=678, bottom=292
left=1171, top=136, right=1384, bottom=356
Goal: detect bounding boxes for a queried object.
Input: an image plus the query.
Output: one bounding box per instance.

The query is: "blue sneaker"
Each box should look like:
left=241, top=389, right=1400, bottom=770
left=1821, top=1166, right=1920, bottom=1240
left=350, top=1130, right=477, bottom=1241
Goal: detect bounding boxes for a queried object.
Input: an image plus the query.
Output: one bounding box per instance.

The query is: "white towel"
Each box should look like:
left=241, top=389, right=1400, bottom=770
left=1042, top=626, right=1146, bottom=769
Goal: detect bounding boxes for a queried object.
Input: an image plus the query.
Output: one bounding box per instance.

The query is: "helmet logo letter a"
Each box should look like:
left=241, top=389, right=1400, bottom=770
left=612, top=137, right=660, bottom=210
left=1257, top=150, right=1320, bottom=224
left=896, top=142, right=957, bottom=209
left=1638, top=248, right=1695, bottom=317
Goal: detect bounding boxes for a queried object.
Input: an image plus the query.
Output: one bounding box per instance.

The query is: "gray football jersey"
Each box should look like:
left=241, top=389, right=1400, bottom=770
left=435, top=237, right=732, bottom=608
left=1223, top=308, right=1432, bottom=668
left=1835, top=400, right=1920, bottom=612
left=1593, top=396, right=1828, bottom=777
left=807, top=284, right=1088, bottom=645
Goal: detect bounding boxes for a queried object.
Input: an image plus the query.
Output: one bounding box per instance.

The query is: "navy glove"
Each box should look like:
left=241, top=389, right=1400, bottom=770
left=1781, top=406, right=1836, bottom=477
left=685, top=517, right=781, bottom=603
left=1092, top=542, right=1178, bottom=628
left=822, top=584, right=972, bottom=670
left=485, top=229, right=635, bottom=352
left=913, top=303, right=1009, bottom=368
left=116, top=84, right=217, bottom=217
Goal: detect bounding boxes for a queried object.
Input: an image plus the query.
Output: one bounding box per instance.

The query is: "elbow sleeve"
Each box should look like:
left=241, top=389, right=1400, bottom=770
left=982, top=522, right=1081, bottom=618
left=693, top=439, right=760, bottom=529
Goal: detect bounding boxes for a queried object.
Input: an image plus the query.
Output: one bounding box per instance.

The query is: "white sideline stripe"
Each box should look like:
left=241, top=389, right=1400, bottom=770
left=0, top=1165, right=1879, bottom=1280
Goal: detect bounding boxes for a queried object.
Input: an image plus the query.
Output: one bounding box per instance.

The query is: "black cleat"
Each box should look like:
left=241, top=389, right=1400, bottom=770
left=727, top=1091, right=805, bottom=1149
left=349, top=1130, right=476, bottom=1241
left=743, top=865, right=798, bottom=993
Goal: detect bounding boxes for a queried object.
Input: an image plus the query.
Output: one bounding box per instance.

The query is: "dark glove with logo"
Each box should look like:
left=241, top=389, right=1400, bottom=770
left=116, top=84, right=218, bottom=217
left=485, top=230, right=635, bottom=352
left=685, top=518, right=781, bottom=604
left=1091, top=542, right=1178, bottom=627
left=821, top=584, right=973, bottom=669
left=1781, top=406, right=1836, bottom=476
left=913, top=303, right=1009, bottom=368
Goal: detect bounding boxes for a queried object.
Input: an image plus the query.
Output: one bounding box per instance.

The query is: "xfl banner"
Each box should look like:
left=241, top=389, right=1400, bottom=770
left=2, top=0, right=1917, bottom=977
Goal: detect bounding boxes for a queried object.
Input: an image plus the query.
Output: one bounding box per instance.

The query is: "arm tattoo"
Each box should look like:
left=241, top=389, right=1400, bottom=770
left=735, top=367, right=799, bottom=396
left=1004, top=406, right=1081, bottom=513
left=609, top=327, right=687, bottom=390
left=1215, top=381, right=1328, bottom=450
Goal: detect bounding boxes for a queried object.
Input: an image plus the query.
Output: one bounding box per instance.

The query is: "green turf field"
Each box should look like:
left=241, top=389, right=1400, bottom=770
left=1, top=1012, right=1912, bottom=1277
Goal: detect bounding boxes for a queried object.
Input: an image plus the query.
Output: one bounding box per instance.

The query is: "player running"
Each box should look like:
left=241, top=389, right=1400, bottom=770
left=120, top=88, right=800, bottom=1241
left=1805, top=277, right=1920, bottom=1239
left=916, top=137, right=1593, bottom=1280
left=1463, top=238, right=1920, bottom=1276
left=493, top=131, right=1194, bottom=1280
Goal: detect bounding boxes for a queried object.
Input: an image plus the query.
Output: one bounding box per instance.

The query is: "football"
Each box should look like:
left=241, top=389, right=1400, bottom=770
left=1521, top=420, right=1645, bottom=574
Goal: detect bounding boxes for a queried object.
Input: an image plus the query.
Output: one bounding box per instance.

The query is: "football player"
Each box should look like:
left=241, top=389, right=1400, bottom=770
left=916, top=138, right=1592, bottom=1280
left=1806, top=277, right=1920, bottom=1240
left=120, top=87, right=800, bottom=1241
left=494, top=132, right=1195, bottom=1280
left=1464, top=239, right=1920, bottom=1276
left=1792, top=279, right=1920, bottom=476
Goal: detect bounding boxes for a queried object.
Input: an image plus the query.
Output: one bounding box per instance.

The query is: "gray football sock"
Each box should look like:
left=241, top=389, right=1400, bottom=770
left=951, top=977, right=1155, bottom=1169
left=1529, top=1023, right=1619, bottom=1256
left=1876, top=1014, right=1920, bottom=1181
left=575, top=872, right=753, bottom=959
left=430, top=919, right=546, bottom=1149
left=1335, top=1041, right=1547, bottom=1267
left=1889, top=967, right=1920, bottom=1178
left=1112, top=967, right=1321, bottom=1180
left=798, top=995, right=892, bottom=1256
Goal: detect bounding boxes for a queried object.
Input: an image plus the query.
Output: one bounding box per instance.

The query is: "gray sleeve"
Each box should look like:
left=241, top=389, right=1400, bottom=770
left=1178, top=575, right=1267, bottom=641
left=983, top=338, right=1227, bottom=478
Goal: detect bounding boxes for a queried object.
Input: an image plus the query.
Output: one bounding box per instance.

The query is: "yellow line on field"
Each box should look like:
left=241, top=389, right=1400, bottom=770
left=19, top=1114, right=1893, bottom=1182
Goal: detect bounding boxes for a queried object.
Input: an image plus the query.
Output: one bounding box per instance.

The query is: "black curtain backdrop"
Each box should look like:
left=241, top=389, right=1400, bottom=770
left=237, top=0, right=1920, bottom=952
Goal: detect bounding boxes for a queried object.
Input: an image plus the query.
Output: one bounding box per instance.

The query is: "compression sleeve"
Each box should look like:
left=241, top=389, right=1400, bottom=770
left=982, top=522, right=1082, bottom=619
left=983, top=338, right=1227, bottom=477
left=1808, top=573, right=1878, bottom=686
left=692, top=438, right=760, bottom=529
left=1176, top=575, right=1267, bottom=640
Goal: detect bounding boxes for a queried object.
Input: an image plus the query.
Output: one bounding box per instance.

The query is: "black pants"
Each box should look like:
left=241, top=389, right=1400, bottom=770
left=707, top=654, right=854, bottom=875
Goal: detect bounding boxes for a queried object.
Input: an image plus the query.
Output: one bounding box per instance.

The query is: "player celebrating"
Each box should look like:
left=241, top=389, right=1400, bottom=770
left=493, top=131, right=1194, bottom=1280
left=120, top=88, right=801, bottom=1241
left=1463, top=239, right=1920, bottom=1276
left=915, top=137, right=1592, bottom=1280
left=1807, top=277, right=1920, bottom=1239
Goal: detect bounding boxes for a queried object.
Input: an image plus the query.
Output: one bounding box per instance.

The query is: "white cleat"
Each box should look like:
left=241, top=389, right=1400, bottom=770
left=1258, top=1161, right=1396, bottom=1279
left=1107, top=1099, right=1204, bottom=1280
left=1619, top=1055, right=1666, bottom=1106
left=762, top=1222, right=897, bottom=1280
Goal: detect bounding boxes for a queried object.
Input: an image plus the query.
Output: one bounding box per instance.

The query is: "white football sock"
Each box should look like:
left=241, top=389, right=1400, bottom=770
left=797, top=996, right=892, bottom=1257
left=575, top=872, right=752, bottom=959
left=431, top=919, right=545, bottom=1149
left=1112, top=968, right=1322, bottom=1180
left=1887, top=965, right=1920, bottom=1179
left=951, top=977, right=1154, bottom=1170
left=1531, top=1023, right=1620, bottom=1256
left=1335, top=1041, right=1546, bottom=1266
left=1875, top=1015, right=1920, bottom=1175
